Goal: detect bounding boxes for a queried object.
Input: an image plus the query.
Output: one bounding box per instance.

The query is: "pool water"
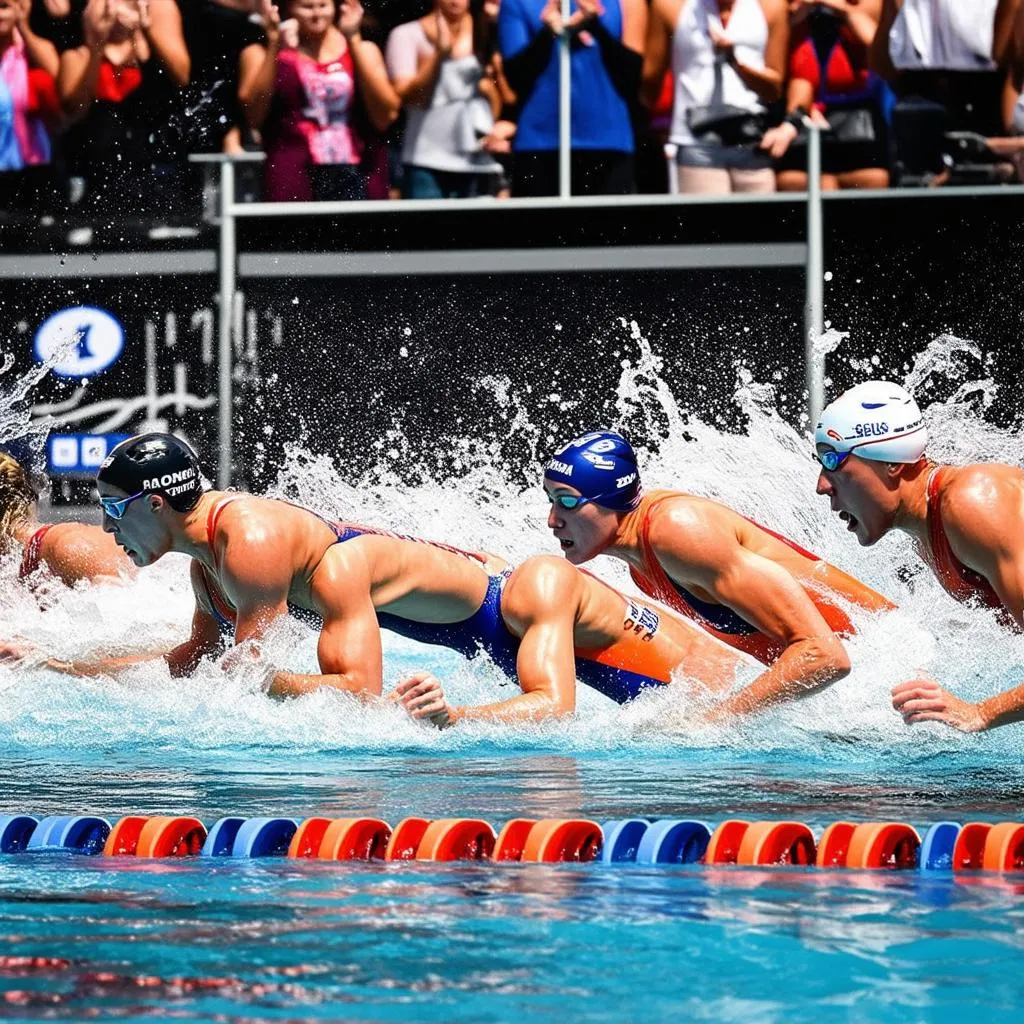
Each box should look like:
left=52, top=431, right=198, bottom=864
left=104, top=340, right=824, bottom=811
left=2, top=331, right=1024, bottom=1021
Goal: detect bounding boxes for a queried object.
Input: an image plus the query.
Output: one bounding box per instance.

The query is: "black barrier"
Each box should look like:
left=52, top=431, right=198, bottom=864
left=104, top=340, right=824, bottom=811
left=0, top=190, right=1021, bottom=497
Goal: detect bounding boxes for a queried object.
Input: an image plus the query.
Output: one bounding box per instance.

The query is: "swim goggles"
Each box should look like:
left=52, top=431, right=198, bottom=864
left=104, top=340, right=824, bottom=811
left=547, top=492, right=617, bottom=511
left=815, top=444, right=852, bottom=473
left=100, top=490, right=146, bottom=520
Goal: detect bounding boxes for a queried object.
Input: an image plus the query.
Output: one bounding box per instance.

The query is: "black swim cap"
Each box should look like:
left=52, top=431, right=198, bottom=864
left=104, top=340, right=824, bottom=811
left=97, top=432, right=206, bottom=512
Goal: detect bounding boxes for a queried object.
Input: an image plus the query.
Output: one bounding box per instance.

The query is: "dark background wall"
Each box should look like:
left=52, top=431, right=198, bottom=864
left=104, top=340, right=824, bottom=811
left=0, top=190, right=1020, bottom=495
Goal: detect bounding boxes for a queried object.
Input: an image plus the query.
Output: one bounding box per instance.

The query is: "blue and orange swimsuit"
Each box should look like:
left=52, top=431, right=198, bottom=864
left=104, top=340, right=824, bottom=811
left=627, top=491, right=894, bottom=665
left=196, top=496, right=676, bottom=704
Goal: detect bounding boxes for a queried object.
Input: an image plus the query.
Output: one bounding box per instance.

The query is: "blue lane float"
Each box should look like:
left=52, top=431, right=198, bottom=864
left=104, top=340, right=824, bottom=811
left=635, top=820, right=711, bottom=865
left=601, top=819, right=650, bottom=863
left=230, top=818, right=297, bottom=858
left=26, top=816, right=110, bottom=854
left=201, top=817, right=247, bottom=858
left=919, top=822, right=962, bottom=872
left=0, top=815, right=38, bottom=853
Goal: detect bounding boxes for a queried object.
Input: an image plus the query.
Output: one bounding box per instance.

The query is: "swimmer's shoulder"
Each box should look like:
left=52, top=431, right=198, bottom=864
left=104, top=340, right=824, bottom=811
left=645, top=491, right=739, bottom=555
left=939, top=464, right=1024, bottom=557
left=504, top=555, right=583, bottom=624
left=42, top=522, right=134, bottom=585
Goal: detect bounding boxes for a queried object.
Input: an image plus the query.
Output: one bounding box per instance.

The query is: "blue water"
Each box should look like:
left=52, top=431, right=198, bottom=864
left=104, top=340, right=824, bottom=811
left=2, top=331, right=1024, bottom=1021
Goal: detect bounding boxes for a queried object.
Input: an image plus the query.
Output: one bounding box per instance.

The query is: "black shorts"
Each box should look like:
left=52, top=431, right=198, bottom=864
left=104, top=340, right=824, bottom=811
left=776, top=105, right=888, bottom=176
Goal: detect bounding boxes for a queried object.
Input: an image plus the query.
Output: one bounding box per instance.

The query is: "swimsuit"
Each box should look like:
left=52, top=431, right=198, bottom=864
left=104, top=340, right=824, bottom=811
left=19, top=524, right=54, bottom=579
left=197, top=497, right=675, bottom=704
left=627, top=491, right=888, bottom=664
left=920, top=467, right=1002, bottom=610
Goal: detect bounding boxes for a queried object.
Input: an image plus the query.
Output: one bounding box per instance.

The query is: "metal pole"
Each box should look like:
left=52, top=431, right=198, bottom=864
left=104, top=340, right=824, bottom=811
left=558, top=0, right=571, bottom=197
left=217, top=157, right=236, bottom=490
left=804, top=121, right=824, bottom=428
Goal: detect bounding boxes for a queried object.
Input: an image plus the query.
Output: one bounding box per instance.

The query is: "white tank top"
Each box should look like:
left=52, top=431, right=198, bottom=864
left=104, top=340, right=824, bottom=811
left=669, top=0, right=768, bottom=146
left=888, top=0, right=997, bottom=71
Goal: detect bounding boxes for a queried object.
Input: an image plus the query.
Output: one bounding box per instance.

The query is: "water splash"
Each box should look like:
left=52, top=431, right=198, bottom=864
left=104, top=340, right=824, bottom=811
left=1, top=324, right=1023, bottom=765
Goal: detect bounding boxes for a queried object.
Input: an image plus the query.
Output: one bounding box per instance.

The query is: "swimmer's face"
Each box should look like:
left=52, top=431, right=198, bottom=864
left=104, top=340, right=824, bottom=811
left=816, top=455, right=899, bottom=546
left=290, top=0, right=335, bottom=37
left=544, top=480, right=619, bottom=564
left=98, top=483, right=173, bottom=566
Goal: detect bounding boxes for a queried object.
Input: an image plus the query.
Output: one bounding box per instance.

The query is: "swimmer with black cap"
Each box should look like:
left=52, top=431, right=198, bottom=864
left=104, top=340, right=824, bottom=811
left=543, top=429, right=895, bottom=719
left=5, top=431, right=750, bottom=723
left=0, top=448, right=133, bottom=586
left=815, top=381, right=1024, bottom=733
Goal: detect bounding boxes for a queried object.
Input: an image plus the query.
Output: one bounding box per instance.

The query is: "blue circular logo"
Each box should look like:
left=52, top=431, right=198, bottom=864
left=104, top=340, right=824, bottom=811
left=34, top=306, right=125, bottom=378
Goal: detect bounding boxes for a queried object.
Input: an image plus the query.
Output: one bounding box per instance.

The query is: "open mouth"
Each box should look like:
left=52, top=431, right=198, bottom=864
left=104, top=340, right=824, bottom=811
left=557, top=537, right=574, bottom=551
left=838, top=510, right=859, bottom=533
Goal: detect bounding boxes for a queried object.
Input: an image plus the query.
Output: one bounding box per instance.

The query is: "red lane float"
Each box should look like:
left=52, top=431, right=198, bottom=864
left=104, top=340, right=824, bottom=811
left=319, top=818, right=391, bottom=861
left=416, top=819, right=496, bottom=861
left=815, top=822, right=857, bottom=868
left=135, top=817, right=208, bottom=858
left=492, top=819, right=537, bottom=862
left=384, top=818, right=431, bottom=861
left=287, top=818, right=332, bottom=859
left=520, top=819, right=602, bottom=863
left=982, top=822, right=1024, bottom=873
left=103, top=816, right=151, bottom=857
left=736, top=821, right=816, bottom=866
left=705, top=820, right=751, bottom=865
left=845, top=822, right=920, bottom=869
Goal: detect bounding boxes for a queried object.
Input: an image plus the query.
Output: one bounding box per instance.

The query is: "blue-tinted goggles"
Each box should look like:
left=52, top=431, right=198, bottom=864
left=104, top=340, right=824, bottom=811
left=815, top=444, right=852, bottom=472
left=100, top=490, right=145, bottom=520
left=547, top=491, right=617, bottom=511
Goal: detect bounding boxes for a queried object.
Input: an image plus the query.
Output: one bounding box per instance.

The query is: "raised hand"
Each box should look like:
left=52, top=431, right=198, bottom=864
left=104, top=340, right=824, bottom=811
left=83, top=0, right=116, bottom=49
left=337, top=0, right=364, bottom=39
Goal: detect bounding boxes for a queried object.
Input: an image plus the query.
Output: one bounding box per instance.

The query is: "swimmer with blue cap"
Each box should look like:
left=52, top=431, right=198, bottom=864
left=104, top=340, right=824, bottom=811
left=0, top=432, right=751, bottom=725
left=816, top=381, right=1024, bottom=734
left=543, top=429, right=894, bottom=719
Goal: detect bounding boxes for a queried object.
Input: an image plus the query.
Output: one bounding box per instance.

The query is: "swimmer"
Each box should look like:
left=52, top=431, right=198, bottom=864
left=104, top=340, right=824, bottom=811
left=5, top=432, right=749, bottom=724
left=815, top=380, right=1024, bottom=733
left=543, top=430, right=895, bottom=717
left=0, top=450, right=134, bottom=586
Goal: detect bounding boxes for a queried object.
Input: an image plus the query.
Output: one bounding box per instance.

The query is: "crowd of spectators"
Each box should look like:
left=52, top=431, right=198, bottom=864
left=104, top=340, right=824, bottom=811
left=1, top=0, right=1023, bottom=219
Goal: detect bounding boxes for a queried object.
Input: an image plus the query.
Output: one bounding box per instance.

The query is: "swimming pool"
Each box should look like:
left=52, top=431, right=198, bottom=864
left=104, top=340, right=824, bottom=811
left=3, top=332, right=1024, bottom=1021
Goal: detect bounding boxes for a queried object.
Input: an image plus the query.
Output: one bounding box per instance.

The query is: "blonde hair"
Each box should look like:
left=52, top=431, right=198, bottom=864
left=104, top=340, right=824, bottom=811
left=0, top=452, right=38, bottom=544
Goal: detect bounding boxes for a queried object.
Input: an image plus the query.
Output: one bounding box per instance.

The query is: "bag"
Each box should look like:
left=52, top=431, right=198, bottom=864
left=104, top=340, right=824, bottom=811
left=686, top=103, right=765, bottom=146
left=826, top=107, right=876, bottom=144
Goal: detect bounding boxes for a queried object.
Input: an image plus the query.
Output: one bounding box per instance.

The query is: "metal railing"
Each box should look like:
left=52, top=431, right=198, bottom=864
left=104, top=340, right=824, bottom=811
left=191, top=137, right=1024, bottom=489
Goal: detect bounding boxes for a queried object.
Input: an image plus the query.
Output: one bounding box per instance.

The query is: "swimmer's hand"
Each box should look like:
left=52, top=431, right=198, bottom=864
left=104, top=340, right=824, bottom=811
left=891, top=677, right=986, bottom=733
left=390, top=671, right=454, bottom=729
left=0, top=639, right=42, bottom=668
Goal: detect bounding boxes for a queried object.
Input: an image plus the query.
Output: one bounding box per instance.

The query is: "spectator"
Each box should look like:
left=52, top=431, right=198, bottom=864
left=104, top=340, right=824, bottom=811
left=183, top=0, right=266, bottom=153
left=643, top=0, right=788, bottom=195
left=386, top=0, right=508, bottom=199
left=1002, top=0, right=1024, bottom=131
left=239, top=0, right=398, bottom=201
left=499, top=0, right=646, bottom=196
left=1, top=0, right=60, bottom=208
left=760, top=0, right=889, bottom=190
left=57, top=0, right=191, bottom=216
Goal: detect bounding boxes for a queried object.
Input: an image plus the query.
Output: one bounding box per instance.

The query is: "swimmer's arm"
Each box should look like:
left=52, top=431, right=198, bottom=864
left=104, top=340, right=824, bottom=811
left=41, top=606, right=224, bottom=678
left=445, top=564, right=579, bottom=723
left=650, top=513, right=850, bottom=717
left=268, top=602, right=384, bottom=699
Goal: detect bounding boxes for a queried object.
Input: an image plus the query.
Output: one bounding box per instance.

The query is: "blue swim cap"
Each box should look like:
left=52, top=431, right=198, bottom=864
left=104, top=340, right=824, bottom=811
left=544, top=431, right=642, bottom=512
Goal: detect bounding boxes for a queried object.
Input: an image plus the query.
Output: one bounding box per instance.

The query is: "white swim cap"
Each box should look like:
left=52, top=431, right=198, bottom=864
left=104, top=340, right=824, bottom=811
left=815, top=381, right=928, bottom=463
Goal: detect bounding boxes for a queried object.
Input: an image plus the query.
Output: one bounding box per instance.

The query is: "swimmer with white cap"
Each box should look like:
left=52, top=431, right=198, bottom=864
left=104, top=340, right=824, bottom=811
left=815, top=380, right=1024, bottom=732
left=543, top=430, right=895, bottom=720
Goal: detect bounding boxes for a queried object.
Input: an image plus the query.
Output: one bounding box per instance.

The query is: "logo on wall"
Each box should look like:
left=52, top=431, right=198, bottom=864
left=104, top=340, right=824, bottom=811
left=34, top=306, right=125, bottom=378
